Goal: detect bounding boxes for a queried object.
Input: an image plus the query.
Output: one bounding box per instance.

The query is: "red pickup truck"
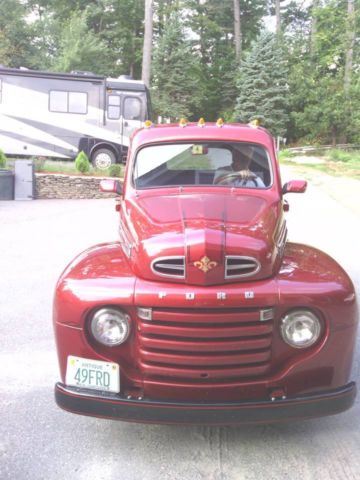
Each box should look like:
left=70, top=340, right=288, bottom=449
left=54, top=120, right=358, bottom=424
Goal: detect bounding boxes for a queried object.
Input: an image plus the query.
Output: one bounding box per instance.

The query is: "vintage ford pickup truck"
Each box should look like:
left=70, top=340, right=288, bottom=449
left=54, top=119, right=358, bottom=424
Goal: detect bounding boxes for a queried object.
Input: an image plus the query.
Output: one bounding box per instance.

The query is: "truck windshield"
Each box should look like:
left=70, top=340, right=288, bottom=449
left=133, top=142, right=272, bottom=189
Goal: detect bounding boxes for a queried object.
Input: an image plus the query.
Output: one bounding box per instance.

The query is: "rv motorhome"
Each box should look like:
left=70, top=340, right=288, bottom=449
left=0, top=67, right=151, bottom=169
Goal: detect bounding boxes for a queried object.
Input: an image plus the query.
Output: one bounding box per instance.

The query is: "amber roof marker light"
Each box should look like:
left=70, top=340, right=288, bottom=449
left=249, top=118, right=262, bottom=128
left=198, top=118, right=206, bottom=127
left=179, top=118, right=188, bottom=128
left=144, top=120, right=153, bottom=128
left=216, top=118, right=224, bottom=128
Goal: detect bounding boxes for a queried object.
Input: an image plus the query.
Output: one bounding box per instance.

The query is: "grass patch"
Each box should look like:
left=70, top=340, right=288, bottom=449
left=35, top=159, right=125, bottom=177
left=300, top=153, right=360, bottom=180
left=280, top=148, right=360, bottom=180
left=323, top=149, right=360, bottom=179
left=326, top=149, right=360, bottom=163
left=278, top=149, right=297, bottom=162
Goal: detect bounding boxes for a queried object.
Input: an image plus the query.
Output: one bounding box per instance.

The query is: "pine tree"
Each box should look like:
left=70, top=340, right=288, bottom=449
left=234, top=31, right=289, bottom=137
left=151, top=14, right=203, bottom=120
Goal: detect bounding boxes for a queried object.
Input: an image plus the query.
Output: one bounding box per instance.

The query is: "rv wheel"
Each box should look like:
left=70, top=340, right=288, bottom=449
left=91, top=148, right=116, bottom=170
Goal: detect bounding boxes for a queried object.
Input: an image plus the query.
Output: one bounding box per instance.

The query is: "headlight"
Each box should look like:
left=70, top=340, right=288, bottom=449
left=281, top=310, right=321, bottom=348
left=90, top=308, right=130, bottom=346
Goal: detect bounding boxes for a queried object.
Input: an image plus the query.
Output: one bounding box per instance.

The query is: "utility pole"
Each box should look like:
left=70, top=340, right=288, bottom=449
left=233, top=0, right=242, bottom=61
left=275, top=0, right=281, bottom=35
left=142, top=0, right=153, bottom=88
left=344, top=0, right=355, bottom=94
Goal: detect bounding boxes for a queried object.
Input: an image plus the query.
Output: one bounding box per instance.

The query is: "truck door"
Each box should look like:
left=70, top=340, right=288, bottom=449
left=121, top=95, right=144, bottom=148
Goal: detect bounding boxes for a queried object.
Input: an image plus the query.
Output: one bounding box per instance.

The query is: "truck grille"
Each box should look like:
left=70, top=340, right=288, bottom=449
left=137, top=307, right=273, bottom=381
left=151, top=257, right=185, bottom=278
left=225, top=256, right=260, bottom=278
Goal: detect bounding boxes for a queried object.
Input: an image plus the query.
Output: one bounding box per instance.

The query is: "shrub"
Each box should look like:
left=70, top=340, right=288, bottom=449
left=0, top=148, right=7, bottom=168
left=75, top=151, right=90, bottom=173
left=328, top=149, right=353, bottom=163
left=108, top=164, right=122, bottom=177
left=34, top=157, right=46, bottom=172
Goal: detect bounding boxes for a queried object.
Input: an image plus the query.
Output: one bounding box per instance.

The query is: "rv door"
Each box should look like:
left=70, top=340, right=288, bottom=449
left=121, top=95, right=144, bottom=147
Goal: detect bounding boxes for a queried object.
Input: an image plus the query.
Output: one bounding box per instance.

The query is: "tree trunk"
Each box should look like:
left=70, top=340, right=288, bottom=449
left=310, top=0, right=319, bottom=55
left=233, top=0, right=242, bottom=61
left=275, top=0, right=281, bottom=35
left=142, top=0, right=153, bottom=88
left=344, top=0, right=355, bottom=95
left=331, top=126, right=337, bottom=147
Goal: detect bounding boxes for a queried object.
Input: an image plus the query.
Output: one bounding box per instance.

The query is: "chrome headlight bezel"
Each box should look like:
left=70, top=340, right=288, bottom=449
left=90, top=308, right=130, bottom=347
left=280, top=309, right=322, bottom=349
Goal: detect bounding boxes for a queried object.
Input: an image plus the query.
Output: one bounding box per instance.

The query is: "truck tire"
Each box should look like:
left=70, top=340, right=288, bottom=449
left=91, top=148, right=116, bottom=170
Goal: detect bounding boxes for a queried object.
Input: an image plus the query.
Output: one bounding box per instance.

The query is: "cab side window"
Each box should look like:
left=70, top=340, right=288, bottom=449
left=107, top=95, right=121, bottom=119
left=124, top=97, right=142, bottom=121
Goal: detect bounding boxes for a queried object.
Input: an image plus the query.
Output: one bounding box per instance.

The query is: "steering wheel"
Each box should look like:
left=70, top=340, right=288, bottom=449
left=214, top=171, right=257, bottom=185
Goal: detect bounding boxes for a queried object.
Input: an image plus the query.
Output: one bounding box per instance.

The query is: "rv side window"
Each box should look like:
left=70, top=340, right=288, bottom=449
left=50, top=91, right=67, bottom=112
left=124, top=97, right=142, bottom=121
left=68, top=92, right=87, bottom=114
left=49, top=91, right=87, bottom=114
left=107, top=95, right=121, bottom=120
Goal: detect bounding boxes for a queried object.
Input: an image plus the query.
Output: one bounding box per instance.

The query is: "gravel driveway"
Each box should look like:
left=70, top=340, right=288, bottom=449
left=0, top=166, right=359, bottom=480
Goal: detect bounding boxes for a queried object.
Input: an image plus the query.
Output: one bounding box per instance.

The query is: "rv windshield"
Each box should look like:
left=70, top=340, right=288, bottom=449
left=133, top=142, right=272, bottom=189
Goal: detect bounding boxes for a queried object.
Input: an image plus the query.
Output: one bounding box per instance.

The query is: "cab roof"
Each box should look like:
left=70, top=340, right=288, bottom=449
left=130, top=122, right=275, bottom=152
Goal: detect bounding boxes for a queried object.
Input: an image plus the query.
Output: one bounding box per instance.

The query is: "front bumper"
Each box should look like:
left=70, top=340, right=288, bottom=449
left=55, top=381, right=356, bottom=425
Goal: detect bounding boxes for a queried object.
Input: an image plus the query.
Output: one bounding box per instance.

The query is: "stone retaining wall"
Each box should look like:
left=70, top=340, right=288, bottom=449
left=35, top=173, right=120, bottom=199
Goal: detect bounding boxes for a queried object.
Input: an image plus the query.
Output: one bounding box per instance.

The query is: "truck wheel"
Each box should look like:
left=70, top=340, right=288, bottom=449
left=91, top=148, right=116, bottom=170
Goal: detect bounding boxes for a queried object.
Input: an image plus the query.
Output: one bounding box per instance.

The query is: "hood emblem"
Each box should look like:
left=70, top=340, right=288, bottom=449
left=194, top=256, right=218, bottom=273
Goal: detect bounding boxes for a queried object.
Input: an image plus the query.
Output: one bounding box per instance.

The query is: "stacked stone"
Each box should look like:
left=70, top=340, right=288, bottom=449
left=35, top=173, right=119, bottom=199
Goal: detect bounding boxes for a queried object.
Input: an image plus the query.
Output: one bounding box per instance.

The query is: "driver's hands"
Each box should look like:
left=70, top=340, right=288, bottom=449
left=238, top=169, right=255, bottom=180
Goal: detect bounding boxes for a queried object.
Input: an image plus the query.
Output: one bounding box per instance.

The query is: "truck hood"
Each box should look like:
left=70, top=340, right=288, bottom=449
left=121, top=192, right=285, bottom=285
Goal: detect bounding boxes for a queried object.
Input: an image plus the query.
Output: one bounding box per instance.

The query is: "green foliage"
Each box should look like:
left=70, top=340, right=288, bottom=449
left=286, top=0, right=360, bottom=145
left=100, top=0, right=144, bottom=78
left=75, top=151, right=90, bottom=174
left=34, top=157, right=46, bottom=172
left=0, top=148, right=7, bottom=168
left=151, top=14, right=203, bottom=120
left=278, top=149, right=296, bottom=161
left=328, top=149, right=354, bottom=163
left=108, top=164, right=123, bottom=177
left=52, top=10, right=109, bottom=74
left=184, top=0, right=267, bottom=120
left=0, top=0, right=41, bottom=68
left=234, top=32, right=289, bottom=137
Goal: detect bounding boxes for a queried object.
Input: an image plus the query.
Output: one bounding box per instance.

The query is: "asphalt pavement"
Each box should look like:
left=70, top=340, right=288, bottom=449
left=0, top=167, right=359, bottom=480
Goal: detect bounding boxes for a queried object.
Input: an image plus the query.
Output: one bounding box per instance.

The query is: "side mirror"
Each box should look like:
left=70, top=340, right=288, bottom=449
left=99, top=179, right=123, bottom=195
left=282, top=180, right=307, bottom=195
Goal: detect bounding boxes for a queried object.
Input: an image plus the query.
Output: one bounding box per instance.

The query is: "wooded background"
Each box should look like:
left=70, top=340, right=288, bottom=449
left=0, top=0, right=359, bottom=145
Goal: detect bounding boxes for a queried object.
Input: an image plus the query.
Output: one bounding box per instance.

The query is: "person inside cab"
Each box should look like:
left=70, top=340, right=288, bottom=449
left=213, top=144, right=265, bottom=188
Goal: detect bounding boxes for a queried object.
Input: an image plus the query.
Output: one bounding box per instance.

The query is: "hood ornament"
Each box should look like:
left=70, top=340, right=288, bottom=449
left=194, top=256, right=217, bottom=273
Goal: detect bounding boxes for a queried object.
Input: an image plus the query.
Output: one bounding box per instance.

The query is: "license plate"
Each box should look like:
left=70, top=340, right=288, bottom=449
left=65, top=356, right=120, bottom=393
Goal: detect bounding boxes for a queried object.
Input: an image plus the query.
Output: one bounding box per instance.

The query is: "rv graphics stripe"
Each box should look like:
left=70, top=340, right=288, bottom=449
left=0, top=114, right=77, bottom=151
left=0, top=130, right=74, bottom=158
left=3, top=111, right=129, bottom=147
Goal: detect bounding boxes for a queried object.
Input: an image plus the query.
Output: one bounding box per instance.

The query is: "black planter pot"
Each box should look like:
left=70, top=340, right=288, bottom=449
left=0, top=169, right=15, bottom=200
